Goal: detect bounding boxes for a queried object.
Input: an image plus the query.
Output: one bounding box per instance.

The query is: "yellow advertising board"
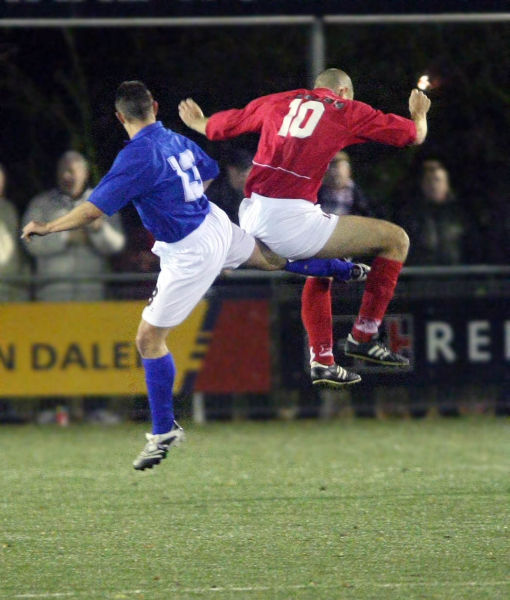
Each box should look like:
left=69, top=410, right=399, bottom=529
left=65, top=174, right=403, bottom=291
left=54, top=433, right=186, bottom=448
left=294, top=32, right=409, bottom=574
left=0, top=301, right=209, bottom=396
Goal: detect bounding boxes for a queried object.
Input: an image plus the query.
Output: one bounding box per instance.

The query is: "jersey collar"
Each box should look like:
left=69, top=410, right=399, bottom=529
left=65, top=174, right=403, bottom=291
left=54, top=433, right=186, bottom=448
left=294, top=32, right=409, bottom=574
left=313, top=87, right=347, bottom=100
left=129, top=121, right=164, bottom=143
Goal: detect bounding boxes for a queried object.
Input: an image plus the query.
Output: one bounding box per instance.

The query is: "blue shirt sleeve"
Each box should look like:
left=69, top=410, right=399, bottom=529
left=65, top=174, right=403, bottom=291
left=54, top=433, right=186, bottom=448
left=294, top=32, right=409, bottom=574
left=185, top=138, right=219, bottom=183
left=88, top=145, right=153, bottom=216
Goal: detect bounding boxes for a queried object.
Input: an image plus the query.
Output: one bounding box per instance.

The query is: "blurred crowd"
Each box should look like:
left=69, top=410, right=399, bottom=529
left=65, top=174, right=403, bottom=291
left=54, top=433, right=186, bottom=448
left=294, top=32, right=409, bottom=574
left=0, top=148, right=507, bottom=305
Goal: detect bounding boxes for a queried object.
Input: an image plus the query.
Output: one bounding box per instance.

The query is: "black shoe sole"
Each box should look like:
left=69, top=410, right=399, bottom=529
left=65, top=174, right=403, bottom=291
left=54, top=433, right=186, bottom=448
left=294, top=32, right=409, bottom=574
left=344, top=350, right=410, bottom=367
left=135, top=463, right=155, bottom=471
left=312, top=376, right=362, bottom=388
left=134, top=451, right=168, bottom=471
left=134, top=459, right=164, bottom=471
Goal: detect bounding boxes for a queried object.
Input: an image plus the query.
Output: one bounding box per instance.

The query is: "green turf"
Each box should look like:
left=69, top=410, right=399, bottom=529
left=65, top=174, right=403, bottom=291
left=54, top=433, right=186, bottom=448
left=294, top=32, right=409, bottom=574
left=0, top=418, right=508, bottom=599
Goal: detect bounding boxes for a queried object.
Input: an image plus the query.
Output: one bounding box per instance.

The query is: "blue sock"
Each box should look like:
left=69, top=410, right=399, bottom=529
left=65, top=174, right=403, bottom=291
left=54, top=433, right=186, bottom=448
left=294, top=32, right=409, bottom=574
left=142, top=353, right=175, bottom=434
left=285, top=258, right=353, bottom=281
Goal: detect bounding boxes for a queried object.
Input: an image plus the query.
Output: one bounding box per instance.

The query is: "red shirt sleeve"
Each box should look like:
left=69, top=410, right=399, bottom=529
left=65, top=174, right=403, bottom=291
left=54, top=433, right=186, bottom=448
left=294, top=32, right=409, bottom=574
left=347, top=101, right=417, bottom=147
left=206, top=94, right=274, bottom=140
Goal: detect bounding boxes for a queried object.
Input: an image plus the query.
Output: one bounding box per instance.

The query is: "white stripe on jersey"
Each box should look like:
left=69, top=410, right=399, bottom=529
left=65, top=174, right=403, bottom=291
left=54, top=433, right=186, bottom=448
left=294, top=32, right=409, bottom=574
left=252, top=160, right=311, bottom=180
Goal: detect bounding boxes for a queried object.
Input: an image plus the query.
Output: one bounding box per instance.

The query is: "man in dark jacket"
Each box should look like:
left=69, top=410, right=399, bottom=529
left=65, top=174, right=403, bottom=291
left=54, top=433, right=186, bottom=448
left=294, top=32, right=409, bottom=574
left=397, top=162, right=473, bottom=265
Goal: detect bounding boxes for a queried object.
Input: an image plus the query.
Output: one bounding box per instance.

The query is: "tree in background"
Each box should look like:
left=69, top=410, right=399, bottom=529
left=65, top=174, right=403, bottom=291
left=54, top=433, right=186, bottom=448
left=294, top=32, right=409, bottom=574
left=0, top=30, right=99, bottom=200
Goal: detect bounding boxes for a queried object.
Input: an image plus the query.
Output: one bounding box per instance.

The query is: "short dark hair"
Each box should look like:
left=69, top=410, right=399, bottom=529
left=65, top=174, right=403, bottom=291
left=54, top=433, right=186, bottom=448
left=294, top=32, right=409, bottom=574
left=115, top=81, right=154, bottom=121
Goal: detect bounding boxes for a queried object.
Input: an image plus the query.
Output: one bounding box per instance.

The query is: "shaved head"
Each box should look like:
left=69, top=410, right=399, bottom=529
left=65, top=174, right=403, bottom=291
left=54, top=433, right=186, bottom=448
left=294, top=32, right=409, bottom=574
left=314, top=68, right=354, bottom=99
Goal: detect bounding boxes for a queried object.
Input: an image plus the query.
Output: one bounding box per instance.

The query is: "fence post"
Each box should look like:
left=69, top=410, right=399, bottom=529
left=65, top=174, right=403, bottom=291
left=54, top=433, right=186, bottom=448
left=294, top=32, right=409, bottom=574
left=308, top=16, right=326, bottom=86
left=192, top=392, right=206, bottom=424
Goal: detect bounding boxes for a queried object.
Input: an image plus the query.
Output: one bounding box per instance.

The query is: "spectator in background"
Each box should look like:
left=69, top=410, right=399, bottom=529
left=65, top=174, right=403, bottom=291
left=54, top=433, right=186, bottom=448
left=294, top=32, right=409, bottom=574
left=318, top=151, right=374, bottom=217
left=206, top=148, right=253, bottom=224
left=0, top=164, right=30, bottom=302
left=396, top=161, right=476, bottom=265
left=22, top=151, right=125, bottom=300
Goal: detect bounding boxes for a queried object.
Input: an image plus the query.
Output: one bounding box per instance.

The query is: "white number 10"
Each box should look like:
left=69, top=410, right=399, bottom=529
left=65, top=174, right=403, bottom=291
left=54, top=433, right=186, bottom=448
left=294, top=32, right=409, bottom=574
left=278, top=99, right=325, bottom=139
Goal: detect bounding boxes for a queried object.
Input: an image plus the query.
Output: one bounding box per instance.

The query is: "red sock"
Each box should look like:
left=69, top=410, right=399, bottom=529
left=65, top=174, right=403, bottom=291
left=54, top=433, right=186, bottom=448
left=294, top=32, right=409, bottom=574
left=301, top=277, right=334, bottom=365
left=352, top=256, right=403, bottom=343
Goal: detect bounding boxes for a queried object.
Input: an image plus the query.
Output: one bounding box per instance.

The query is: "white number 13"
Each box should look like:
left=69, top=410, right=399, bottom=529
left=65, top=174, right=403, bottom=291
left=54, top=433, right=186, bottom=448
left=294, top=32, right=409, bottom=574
left=168, top=150, right=204, bottom=202
left=278, top=99, right=325, bottom=139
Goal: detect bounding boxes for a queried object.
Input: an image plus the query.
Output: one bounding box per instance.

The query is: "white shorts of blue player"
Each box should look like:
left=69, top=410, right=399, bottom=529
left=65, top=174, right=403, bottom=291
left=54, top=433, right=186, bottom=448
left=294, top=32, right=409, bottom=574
left=142, top=202, right=254, bottom=328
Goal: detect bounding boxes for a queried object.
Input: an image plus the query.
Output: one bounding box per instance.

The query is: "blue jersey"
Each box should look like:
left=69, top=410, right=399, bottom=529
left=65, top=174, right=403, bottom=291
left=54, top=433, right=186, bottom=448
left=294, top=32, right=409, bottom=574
left=89, top=121, right=219, bottom=243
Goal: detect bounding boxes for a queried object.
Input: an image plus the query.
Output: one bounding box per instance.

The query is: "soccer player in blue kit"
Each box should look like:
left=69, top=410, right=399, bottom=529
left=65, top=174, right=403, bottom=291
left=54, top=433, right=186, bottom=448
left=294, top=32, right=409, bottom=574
left=23, top=81, right=365, bottom=470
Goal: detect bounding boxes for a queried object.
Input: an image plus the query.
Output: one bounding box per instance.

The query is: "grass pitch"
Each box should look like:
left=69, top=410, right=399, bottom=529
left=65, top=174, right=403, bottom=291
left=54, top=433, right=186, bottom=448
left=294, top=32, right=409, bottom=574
left=0, top=418, right=508, bottom=599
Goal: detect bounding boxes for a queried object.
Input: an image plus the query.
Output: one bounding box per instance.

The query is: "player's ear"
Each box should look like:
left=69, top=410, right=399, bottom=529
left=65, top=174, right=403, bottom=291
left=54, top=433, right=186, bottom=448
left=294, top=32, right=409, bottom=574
left=152, top=101, right=159, bottom=117
left=345, top=87, right=354, bottom=100
left=115, top=111, right=125, bottom=125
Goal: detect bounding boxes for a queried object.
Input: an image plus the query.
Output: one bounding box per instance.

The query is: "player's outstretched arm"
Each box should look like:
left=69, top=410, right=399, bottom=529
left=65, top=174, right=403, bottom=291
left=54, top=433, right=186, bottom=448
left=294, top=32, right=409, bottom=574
left=409, top=89, right=431, bottom=145
left=178, top=98, right=209, bottom=135
left=22, top=201, right=104, bottom=242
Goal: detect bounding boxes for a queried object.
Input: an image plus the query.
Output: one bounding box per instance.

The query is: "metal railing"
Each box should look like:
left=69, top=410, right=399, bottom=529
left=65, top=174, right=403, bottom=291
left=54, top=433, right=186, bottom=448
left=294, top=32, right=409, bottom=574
left=2, top=14, right=510, bottom=28
left=2, top=265, right=509, bottom=285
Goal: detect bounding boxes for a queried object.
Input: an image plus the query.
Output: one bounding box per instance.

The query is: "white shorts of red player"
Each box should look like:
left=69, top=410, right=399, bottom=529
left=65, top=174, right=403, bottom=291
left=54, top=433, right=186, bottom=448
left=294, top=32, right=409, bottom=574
left=142, top=202, right=255, bottom=328
left=239, top=193, right=339, bottom=260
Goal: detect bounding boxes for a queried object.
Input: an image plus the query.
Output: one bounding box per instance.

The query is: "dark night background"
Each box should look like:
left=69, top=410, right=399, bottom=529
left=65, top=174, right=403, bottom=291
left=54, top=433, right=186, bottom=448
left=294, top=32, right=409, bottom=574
left=0, top=9, right=509, bottom=261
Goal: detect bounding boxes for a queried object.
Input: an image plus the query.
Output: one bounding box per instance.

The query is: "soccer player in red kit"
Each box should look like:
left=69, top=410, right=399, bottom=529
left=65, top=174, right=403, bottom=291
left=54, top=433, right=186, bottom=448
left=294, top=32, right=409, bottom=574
left=179, top=68, right=431, bottom=384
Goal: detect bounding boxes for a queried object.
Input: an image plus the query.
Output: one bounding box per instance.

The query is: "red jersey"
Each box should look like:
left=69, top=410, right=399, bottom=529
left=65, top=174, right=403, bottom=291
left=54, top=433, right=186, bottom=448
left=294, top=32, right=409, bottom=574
left=206, top=88, right=416, bottom=203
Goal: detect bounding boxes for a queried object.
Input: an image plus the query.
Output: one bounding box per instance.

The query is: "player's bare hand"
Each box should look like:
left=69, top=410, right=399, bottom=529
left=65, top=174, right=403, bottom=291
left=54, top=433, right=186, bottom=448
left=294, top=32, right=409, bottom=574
left=178, top=98, right=206, bottom=129
left=21, top=221, right=50, bottom=242
left=87, top=216, right=105, bottom=232
left=409, top=89, right=431, bottom=116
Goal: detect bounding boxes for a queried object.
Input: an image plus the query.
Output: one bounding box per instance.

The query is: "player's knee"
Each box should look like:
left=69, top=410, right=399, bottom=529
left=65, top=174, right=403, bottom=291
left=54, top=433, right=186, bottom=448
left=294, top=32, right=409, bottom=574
left=246, top=242, right=286, bottom=271
left=135, top=330, right=149, bottom=356
left=390, top=225, right=410, bottom=259
left=136, top=326, right=160, bottom=357
left=397, top=226, right=410, bottom=258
